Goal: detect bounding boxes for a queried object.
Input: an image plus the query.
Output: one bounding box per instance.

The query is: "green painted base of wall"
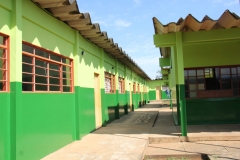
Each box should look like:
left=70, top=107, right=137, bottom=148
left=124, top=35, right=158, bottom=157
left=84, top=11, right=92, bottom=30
left=78, top=87, right=96, bottom=138
left=149, top=91, right=156, bottom=100
left=186, top=97, right=240, bottom=125
left=0, top=93, right=10, bottom=160
left=19, top=92, right=75, bottom=160
left=161, top=91, right=168, bottom=99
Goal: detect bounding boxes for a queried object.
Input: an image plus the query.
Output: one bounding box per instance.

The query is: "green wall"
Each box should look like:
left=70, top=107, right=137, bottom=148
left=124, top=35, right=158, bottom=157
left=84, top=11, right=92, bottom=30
left=183, top=40, right=240, bottom=68
left=19, top=93, right=75, bottom=160
left=186, top=98, right=240, bottom=124
left=148, top=79, right=168, bottom=100
left=0, top=94, right=10, bottom=160
left=0, top=0, right=150, bottom=159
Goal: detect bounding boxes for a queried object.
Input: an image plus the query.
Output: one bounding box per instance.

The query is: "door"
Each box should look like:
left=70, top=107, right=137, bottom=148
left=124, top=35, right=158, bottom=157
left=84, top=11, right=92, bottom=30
left=129, top=83, right=132, bottom=111
left=156, top=86, right=161, bottom=100
left=94, top=73, right=102, bottom=128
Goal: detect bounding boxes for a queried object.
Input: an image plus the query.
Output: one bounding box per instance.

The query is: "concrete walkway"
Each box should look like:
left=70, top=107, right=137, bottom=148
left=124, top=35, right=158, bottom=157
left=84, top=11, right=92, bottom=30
left=42, top=101, right=240, bottom=160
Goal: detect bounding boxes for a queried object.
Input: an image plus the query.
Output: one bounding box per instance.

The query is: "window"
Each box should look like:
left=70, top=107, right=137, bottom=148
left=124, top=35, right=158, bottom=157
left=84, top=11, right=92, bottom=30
left=118, top=77, right=125, bottom=93
left=22, top=43, right=73, bottom=92
left=185, top=66, right=240, bottom=98
left=0, top=34, right=9, bottom=92
left=105, top=72, right=115, bottom=93
left=137, top=84, right=140, bottom=93
left=133, top=82, right=136, bottom=93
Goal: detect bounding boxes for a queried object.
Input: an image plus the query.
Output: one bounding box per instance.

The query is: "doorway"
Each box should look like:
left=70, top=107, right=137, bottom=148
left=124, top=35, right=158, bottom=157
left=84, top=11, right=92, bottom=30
left=94, top=73, right=102, bottom=128
left=156, top=86, right=161, bottom=100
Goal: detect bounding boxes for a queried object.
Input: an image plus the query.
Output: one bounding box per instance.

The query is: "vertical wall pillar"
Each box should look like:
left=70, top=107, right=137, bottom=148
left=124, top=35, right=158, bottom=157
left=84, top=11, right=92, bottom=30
left=10, top=0, right=22, bottom=159
left=100, top=50, right=106, bottom=125
left=176, top=32, right=187, bottom=136
left=124, top=65, right=128, bottom=110
left=73, top=30, right=80, bottom=140
left=115, top=59, right=119, bottom=105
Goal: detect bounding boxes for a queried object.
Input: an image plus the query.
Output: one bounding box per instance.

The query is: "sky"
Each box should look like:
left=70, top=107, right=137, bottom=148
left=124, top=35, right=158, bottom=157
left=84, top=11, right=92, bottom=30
left=76, top=0, right=240, bottom=79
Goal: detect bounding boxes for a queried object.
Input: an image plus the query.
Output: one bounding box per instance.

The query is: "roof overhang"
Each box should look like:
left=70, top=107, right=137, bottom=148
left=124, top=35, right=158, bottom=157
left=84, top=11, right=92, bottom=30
left=32, top=0, right=151, bottom=80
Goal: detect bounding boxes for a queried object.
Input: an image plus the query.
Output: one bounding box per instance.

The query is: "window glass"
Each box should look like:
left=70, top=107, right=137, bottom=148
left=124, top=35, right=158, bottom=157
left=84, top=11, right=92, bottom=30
left=221, top=75, right=231, bottom=83
left=0, top=36, right=4, bottom=45
left=189, top=91, right=197, bottom=98
left=198, top=84, right=205, bottom=90
left=197, top=77, right=204, bottom=84
left=22, top=44, right=34, bottom=53
left=22, top=74, right=32, bottom=83
left=0, top=35, right=8, bottom=92
left=220, top=68, right=230, bottom=74
left=50, top=78, right=60, bottom=85
left=189, top=84, right=197, bottom=91
left=197, top=69, right=204, bottom=76
left=188, top=77, right=196, bottom=84
left=35, top=67, right=47, bottom=76
left=0, top=48, right=4, bottom=58
left=62, top=58, right=70, bottom=65
left=49, top=70, right=60, bottom=78
left=36, top=84, right=48, bottom=91
left=238, top=67, right=240, bottom=74
left=22, top=55, right=32, bottom=64
left=184, top=70, right=188, bottom=77
left=49, top=63, right=59, bottom=71
left=22, top=43, right=73, bottom=92
left=36, top=76, right=47, bottom=84
left=22, top=84, right=33, bottom=91
left=188, top=70, right=196, bottom=76
left=231, top=68, right=237, bottom=74
left=50, top=85, right=60, bottom=91
left=22, top=64, right=32, bottom=73
left=36, top=59, right=47, bottom=68
left=50, top=53, right=61, bottom=62
left=63, top=86, right=71, bottom=92
left=63, top=79, right=71, bottom=85
left=35, top=49, right=49, bottom=58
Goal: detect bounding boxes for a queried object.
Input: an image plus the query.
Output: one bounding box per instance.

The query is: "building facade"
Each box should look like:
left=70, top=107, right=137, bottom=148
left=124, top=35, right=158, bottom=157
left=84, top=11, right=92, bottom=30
left=0, top=0, right=151, bottom=159
left=153, top=10, right=240, bottom=136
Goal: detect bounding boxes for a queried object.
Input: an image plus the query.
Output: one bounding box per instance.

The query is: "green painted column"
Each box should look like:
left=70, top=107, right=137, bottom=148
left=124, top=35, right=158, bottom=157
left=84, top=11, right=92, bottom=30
left=10, top=0, right=22, bottom=159
left=100, top=50, right=106, bottom=125
left=115, top=59, right=119, bottom=104
left=124, top=65, right=128, bottom=112
left=176, top=32, right=187, bottom=136
left=73, top=30, right=80, bottom=140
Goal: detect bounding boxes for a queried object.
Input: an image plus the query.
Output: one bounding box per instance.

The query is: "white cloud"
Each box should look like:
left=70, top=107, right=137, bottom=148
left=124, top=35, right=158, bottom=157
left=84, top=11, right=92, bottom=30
left=114, top=19, right=131, bottom=27
left=212, top=0, right=239, bottom=6
left=224, top=0, right=238, bottom=6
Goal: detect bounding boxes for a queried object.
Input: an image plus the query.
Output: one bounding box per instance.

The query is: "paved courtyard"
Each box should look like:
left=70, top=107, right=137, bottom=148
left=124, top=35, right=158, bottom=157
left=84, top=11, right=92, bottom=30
left=42, top=101, right=240, bottom=160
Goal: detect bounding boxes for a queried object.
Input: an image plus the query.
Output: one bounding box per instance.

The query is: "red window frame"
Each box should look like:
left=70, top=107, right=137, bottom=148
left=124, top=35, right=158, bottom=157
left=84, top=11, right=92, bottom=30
left=105, top=72, right=115, bottom=93
left=118, top=77, right=125, bottom=94
left=0, top=33, right=9, bottom=92
left=22, top=42, right=74, bottom=92
left=184, top=66, right=240, bottom=99
left=133, top=82, right=136, bottom=93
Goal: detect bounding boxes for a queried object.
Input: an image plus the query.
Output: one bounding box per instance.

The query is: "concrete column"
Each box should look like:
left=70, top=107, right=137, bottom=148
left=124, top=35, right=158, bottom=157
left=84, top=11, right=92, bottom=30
left=176, top=32, right=187, bottom=137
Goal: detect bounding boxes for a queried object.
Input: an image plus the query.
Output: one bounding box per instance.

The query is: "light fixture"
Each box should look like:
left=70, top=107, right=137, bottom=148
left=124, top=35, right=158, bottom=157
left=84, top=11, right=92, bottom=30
left=81, top=51, right=85, bottom=55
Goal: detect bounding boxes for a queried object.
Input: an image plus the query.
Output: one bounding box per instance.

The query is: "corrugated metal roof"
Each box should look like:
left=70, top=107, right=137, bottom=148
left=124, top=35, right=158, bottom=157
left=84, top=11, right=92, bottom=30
left=153, top=10, right=240, bottom=34
left=32, top=0, right=151, bottom=80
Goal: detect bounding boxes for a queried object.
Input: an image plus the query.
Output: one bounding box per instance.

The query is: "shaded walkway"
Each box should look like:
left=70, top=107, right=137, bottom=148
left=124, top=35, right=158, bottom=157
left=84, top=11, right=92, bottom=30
left=42, top=101, right=240, bottom=160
